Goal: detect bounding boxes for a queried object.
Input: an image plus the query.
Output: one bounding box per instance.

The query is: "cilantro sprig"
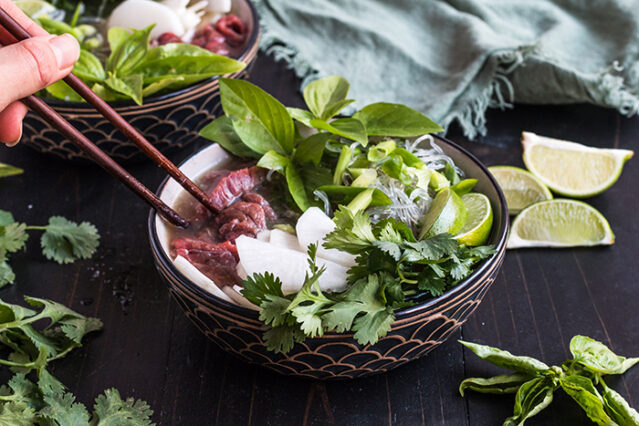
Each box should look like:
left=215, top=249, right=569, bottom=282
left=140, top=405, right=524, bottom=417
left=0, top=210, right=100, bottom=288
left=0, top=296, right=153, bottom=425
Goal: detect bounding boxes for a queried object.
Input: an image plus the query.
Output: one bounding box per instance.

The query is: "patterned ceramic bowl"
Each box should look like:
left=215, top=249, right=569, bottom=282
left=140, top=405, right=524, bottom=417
left=21, top=0, right=260, bottom=162
left=148, top=136, right=509, bottom=380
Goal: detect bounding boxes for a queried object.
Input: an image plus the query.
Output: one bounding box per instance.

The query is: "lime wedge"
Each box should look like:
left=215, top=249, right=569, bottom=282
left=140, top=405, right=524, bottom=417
left=455, top=193, right=493, bottom=246
left=419, top=188, right=467, bottom=239
left=15, top=0, right=57, bottom=18
left=522, top=132, right=633, bottom=198
left=489, top=166, right=552, bottom=215
left=508, top=199, right=614, bottom=249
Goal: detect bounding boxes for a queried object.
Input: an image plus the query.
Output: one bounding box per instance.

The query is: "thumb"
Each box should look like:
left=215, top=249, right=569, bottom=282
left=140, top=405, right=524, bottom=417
left=0, top=34, right=80, bottom=111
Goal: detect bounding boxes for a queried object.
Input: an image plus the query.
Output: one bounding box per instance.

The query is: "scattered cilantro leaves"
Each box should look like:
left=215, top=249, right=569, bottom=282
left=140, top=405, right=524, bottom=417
left=0, top=296, right=154, bottom=425
left=0, top=210, right=100, bottom=287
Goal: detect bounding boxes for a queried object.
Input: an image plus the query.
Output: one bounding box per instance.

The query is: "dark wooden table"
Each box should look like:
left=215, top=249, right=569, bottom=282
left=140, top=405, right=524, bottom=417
left=1, top=53, right=637, bottom=425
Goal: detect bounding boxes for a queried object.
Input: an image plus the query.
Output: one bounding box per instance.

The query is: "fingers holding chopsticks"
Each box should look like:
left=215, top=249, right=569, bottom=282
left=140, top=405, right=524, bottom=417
left=0, top=0, right=80, bottom=146
left=0, top=0, right=47, bottom=43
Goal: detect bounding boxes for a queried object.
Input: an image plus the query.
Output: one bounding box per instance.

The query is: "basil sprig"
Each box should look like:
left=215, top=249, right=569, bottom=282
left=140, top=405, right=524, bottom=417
left=200, top=76, right=443, bottom=211
left=43, top=25, right=245, bottom=105
left=460, top=336, right=639, bottom=425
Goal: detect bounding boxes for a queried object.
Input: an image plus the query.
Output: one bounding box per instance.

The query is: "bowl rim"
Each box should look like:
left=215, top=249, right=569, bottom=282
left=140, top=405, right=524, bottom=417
left=43, top=0, right=260, bottom=109
left=148, top=134, right=510, bottom=321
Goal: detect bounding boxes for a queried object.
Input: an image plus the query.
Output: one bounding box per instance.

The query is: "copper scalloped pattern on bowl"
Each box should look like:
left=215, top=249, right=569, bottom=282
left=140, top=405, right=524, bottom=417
left=21, top=0, right=260, bottom=162
left=148, top=136, right=509, bottom=379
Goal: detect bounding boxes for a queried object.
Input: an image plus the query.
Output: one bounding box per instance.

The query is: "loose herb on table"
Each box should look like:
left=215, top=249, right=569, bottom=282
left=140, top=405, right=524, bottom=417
left=460, top=336, right=639, bottom=425
left=0, top=296, right=153, bottom=425
left=0, top=210, right=100, bottom=288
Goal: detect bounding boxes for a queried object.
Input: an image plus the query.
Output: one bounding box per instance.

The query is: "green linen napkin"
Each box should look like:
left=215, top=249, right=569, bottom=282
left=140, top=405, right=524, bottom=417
left=254, top=0, right=639, bottom=138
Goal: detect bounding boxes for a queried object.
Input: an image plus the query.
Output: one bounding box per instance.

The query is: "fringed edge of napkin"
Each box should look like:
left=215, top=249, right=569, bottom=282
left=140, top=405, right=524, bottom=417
left=255, top=7, right=639, bottom=139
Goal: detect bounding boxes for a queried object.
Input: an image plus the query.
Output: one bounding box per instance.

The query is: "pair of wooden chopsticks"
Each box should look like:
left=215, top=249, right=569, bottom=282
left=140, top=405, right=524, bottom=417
left=0, top=6, right=219, bottom=228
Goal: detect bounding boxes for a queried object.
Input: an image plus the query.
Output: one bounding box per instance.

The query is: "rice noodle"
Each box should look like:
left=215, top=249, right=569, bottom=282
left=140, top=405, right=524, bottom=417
left=368, top=174, right=432, bottom=229
left=404, top=136, right=465, bottom=178
left=313, top=190, right=332, bottom=217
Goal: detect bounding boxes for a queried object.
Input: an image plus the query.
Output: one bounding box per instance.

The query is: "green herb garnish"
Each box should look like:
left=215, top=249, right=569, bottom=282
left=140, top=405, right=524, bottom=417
left=460, top=336, right=639, bottom=425
left=242, top=213, right=493, bottom=353
left=200, top=76, right=443, bottom=211
left=0, top=210, right=100, bottom=287
left=41, top=21, right=246, bottom=105
left=0, top=296, right=153, bottom=425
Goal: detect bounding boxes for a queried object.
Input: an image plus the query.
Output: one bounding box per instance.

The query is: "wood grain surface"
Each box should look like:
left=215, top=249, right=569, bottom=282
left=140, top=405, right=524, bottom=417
left=0, top=53, right=637, bottom=425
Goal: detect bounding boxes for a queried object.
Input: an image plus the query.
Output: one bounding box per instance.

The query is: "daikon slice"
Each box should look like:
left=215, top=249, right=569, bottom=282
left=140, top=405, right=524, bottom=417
left=269, top=229, right=302, bottom=251
left=108, top=0, right=184, bottom=40
left=222, top=287, right=260, bottom=311
left=235, top=236, right=348, bottom=294
left=173, top=255, right=232, bottom=302
left=296, top=207, right=357, bottom=267
left=256, top=230, right=271, bottom=242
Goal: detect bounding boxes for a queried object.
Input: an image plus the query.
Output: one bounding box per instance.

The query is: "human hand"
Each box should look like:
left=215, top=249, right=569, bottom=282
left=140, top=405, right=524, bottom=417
left=0, top=0, right=80, bottom=146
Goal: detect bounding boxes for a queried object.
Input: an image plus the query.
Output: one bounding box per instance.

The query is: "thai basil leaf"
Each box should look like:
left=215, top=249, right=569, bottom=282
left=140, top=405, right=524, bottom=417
left=287, top=107, right=315, bottom=127
left=200, top=116, right=260, bottom=159
left=257, top=151, right=290, bottom=175
left=460, top=341, right=549, bottom=375
left=36, top=17, right=80, bottom=39
left=316, top=185, right=392, bottom=206
left=560, top=375, right=616, bottom=426
left=73, top=50, right=106, bottom=83
left=220, top=78, right=295, bottom=155
left=353, top=102, right=443, bottom=137
left=141, top=77, right=185, bottom=97
left=599, top=378, right=639, bottom=425
left=286, top=164, right=311, bottom=211
left=504, top=377, right=555, bottom=426
left=333, top=146, right=353, bottom=185
left=303, top=76, right=353, bottom=120
left=106, top=26, right=152, bottom=75
left=145, top=43, right=220, bottom=60
left=45, top=81, right=84, bottom=102
left=294, top=133, right=330, bottom=166
left=310, top=118, right=367, bottom=146
left=104, top=74, right=143, bottom=105
left=137, top=55, right=245, bottom=84
left=0, top=163, right=24, bottom=179
left=459, top=373, right=531, bottom=397
left=301, top=167, right=333, bottom=195
left=90, top=83, right=128, bottom=102
left=570, top=335, right=639, bottom=375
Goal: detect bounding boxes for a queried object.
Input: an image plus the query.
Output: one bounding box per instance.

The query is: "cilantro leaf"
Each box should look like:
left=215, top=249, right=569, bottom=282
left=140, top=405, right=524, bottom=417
left=92, top=388, right=154, bottom=426
left=259, top=294, right=292, bottom=327
left=38, top=369, right=92, bottom=425
left=241, top=272, right=285, bottom=307
left=40, top=216, right=100, bottom=264
left=0, top=261, right=15, bottom=288
left=0, top=223, right=28, bottom=257
left=0, top=210, right=15, bottom=226
left=263, top=324, right=306, bottom=354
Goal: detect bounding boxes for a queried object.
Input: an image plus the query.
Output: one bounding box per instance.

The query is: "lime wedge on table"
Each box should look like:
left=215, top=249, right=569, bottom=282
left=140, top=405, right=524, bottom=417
left=522, top=132, right=633, bottom=198
left=419, top=188, right=467, bottom=239
left=455, top=193, right=493, bottom=246
left=15, top=0, right=57, bottom=18
left=508, top=199, right=614, bottom=249
left=489, top=166, right=552, bottom=214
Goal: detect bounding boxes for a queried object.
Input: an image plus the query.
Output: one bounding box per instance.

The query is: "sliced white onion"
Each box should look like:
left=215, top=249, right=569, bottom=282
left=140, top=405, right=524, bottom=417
left=235, top=235, right=349, bottom=294
left=222, top=287, right=260, bottom=310
left=296, top=207, right=357, bottom=267
left=108, top=0, right=185, bottom=40
left=206, top=0, right=232, bottom=13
